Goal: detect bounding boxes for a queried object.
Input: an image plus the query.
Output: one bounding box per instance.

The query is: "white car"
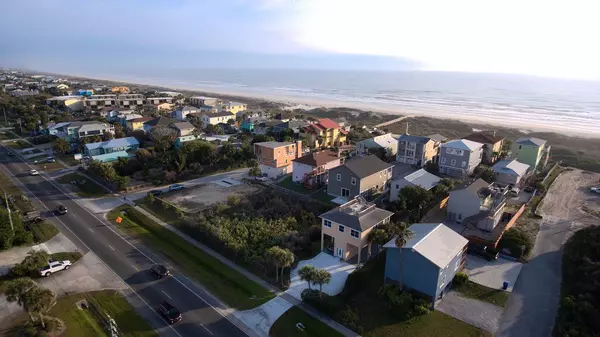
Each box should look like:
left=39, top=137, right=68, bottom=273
left=591, top=187, right=600, bottom=194
left=39, top=260, right=72, bottom=277
left=255, top=175, right=268, bottom=182
left=29, top=169, right=39, bottom=176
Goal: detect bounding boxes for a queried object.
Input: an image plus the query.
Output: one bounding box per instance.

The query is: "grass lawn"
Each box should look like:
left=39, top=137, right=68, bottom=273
left=57, top=173, right=109, bottom=197
left=6, top=139, right=30, bottom=149
left=50, top=251, right=83, bottom=264
left=58, top=154, right=81, bottom=167
left=30, top=221, right=60, bottom=243
left=364, top=311, right=491, bottom=337
left=453, top=281, right=510, bottom=307
left=0, top=170, right=35, bottom=212
left=107, top=205, right=275, bottom=309
left=277, top=176, right=314, bottom=194
left=0, top=131, right=15, bottom=140
left=270, top=306, right=344, bottom=337
left=47, top=290, right=158, bottom=337
left=310, top=190, right=335, bottom=204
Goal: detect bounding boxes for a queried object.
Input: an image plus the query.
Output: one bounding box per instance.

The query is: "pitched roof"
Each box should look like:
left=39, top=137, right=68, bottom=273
left=47, top=122, right=71, bottom=130
left=293, top=150, right=340, bottom=167
left=464, top=132, right=505, bottom=144
left=177, top=106, right=199, bottom=112
left=255, top=141, right=295, bottom=149
left=359, top=133, right=398, bottom=149
left=130, top=117, right=153, bottom=123
left=516, top=137, right=546, bottom=147
left=84, top=137, right=139, bottom=151
left=206, top=111, right=235, bottom=118
left=320, top=197, right=393, bottom=231
left=316, top=118, right=341, bottom=129
left=384, top=223, right=468, bottom=268
left=144, top=117, right=176, bottom=127
left=453, top=178, right=491, bottom=196
left=427, top=134, right=447, bottom=143
left=398, top=134, right=431, bottom=144
left=442, top=139, right=484, bottom=151
left=396, top=169, right=441, bottom=191
left=492, top=159, right=530, bottom=177
left=170, top=122, right=195, bottom=130
left=341, top=155, right=393, bottom=178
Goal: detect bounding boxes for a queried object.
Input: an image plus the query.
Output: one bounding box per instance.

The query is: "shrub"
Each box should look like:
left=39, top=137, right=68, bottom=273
left=335, top=306, right=361, bottom=331
left=414, top=304, right=430, bottom=316
left=498, top=228, right=533, bottom=259
left=301, top=289, right=343, bottom=317
left=454, top=272, right=469, bottom=285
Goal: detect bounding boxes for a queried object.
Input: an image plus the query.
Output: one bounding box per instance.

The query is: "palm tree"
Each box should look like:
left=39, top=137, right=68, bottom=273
left=279, top=249, right=295, bottom=286
left=4, top=278, right=37, bottom=322
left=368, top=228, right=390, bottom=259
left=312, top=269, right=332, bottom=299
left=394, top=223, right=413, bottom=288
left=265, top=246, right=284, bottom=283
left=24, top=287, right=56, bottom=328
left=298, top=265, right=316, bottom=290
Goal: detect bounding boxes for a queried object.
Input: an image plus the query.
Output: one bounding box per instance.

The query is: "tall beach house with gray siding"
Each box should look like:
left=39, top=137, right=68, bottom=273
left=438, top=139, right=484, bottom=178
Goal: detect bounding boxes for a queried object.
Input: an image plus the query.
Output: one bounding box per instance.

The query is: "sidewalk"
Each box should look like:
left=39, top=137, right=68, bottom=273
left=134, top=206, right=359, bottom=337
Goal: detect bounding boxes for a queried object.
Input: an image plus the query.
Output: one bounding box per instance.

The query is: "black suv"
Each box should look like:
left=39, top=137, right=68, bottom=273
left=150, top=264, right=170, bottom=278
left=158, top=301, right=182, bottom=324
left=55, top=205, right=67, bottom=215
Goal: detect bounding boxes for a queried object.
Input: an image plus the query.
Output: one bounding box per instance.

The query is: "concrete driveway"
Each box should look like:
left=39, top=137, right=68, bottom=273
left=497, top=169, right=600, bottom=337
left=286, top=253, right=356, bottom=300
left=437, top=291, right=504, bottom=334
left=465, top=255, right=523, bottom=292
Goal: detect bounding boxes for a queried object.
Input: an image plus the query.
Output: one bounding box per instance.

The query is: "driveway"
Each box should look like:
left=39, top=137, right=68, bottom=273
left=286, top=253, right=356, bottom=300
left=437, top=291, right=504, bottom=334
left=235, top=297, right=293, bottom=337
left=496, top=169, right=600, bottom=337
left=465, top=255, right=523, bottom=292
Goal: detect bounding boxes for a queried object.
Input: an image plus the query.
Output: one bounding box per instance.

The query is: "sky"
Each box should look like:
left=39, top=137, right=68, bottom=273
left=1, top=0, right=599, bottom=79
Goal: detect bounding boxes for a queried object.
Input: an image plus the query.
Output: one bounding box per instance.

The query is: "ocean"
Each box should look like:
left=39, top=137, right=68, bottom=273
left=96, top=69, right=600, bottom=136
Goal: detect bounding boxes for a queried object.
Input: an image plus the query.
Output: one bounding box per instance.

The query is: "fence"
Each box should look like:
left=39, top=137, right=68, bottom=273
left=420, top=196, right=449, bottom=222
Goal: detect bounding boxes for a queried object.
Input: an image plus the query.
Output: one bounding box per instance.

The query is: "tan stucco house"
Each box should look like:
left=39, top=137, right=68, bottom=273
left=320, top=197, right=393, bottom=265
left=464, top=132, right=505, bottom=164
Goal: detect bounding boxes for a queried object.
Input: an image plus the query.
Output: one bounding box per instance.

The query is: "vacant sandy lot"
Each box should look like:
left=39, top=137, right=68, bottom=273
left=165, top=182, right=261, bottom=212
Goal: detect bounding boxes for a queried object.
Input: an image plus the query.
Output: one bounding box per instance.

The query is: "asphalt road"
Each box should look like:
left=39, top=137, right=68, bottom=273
left=0, top=148, right=248, bottom=337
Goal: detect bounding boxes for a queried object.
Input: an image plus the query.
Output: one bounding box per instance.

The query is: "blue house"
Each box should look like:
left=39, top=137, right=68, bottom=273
left=84, top=137, right=140, bottom=162
left=383, top=223, right=468, bottom=307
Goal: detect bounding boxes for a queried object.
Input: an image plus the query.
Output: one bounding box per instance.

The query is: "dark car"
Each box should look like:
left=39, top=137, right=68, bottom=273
left=467, top=243, right=499, bottom=261
left=55, top=205, right=67, bottom=215
left=148, top=190, right=164, bottom=196
left=158, top=301, right=182, bottom=324
left=7, top=152, right=14, bottom=157
left=150, top=264, right=170, bottom=278
left=523, top=185, right=534, bottom=193
left=168, top=184, right=185, bottom=192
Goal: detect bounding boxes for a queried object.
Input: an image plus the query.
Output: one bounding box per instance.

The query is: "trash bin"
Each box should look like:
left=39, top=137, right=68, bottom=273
left=503, top=281, right=509, bottom=290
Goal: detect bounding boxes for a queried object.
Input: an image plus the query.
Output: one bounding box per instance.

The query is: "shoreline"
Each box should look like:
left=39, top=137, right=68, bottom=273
left=47, top=71, right=600, bottom=138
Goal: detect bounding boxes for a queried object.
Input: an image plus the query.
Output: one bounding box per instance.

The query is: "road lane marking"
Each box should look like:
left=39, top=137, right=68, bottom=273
left=88, top=227, right=94, bottom=233
left=201, top=324, right=213, bottom=335
left=108, top=245, right=115, bottom=251
left=132, top=264, right=139, bottom=271
left=0, top=161, right=183, bottom=337
left=0, top=150, right=250, bottom=337
left=161, top=290, right=172, bottom=300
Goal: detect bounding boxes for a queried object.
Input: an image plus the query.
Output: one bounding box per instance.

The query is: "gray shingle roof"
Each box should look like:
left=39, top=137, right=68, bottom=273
left=320, top=198, right=393, bottom=231
left=427, top=134, right=447, bottom=143
left=516, top=137, right=546, bottom=147
left=398, top=134, right=431, bottom=144
left=344, top=155, right=394, bottom=178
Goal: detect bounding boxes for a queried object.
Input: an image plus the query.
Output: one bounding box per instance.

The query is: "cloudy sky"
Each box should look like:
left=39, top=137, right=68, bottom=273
left=1, top=0, right=599, bottom=79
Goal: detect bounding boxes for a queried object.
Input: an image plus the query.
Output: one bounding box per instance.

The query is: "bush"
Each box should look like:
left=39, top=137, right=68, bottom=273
left=454, top=272, right=469, bottom=285
left=301, top=289, right=343, bottom=317
left=414, top=304, right=430, bottom=316
left=377, top=284, right=431, bottom=320
left=13, top=228, right=34, bottom=246
left=335, top=306, right=361, bottom=332
left=498, top=228, right=533, bottom=259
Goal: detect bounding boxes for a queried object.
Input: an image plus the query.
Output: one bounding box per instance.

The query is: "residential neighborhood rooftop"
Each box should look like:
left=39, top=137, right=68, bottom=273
left=492, top=159, right=530, bottom=176
left=170, top=121, right=195, bottom=130
left=398, top=134, right=432, bottom=144
left=516, top=137, right=547, bottom=147
left=443, top=139, right=484, bottom=151
left=208, top=111, right=236, bottom=118
left=293, top=150, right=340, bottom=167
left=344, top=155, right=393, bottom=178
left=427, top=134, right=447, bottom=143
left=464, top=131, right=505, bottom=144
left=144, top=116, right=176, bottom=127
left=384, top=223, right=468, bottom=268
left=84, top=137, right=140, bottom=151
left=396, top=169, right=441, bottom=191
left=320, top=197, right=393, bottom=231
left=254, top=141, right=295, bottom=149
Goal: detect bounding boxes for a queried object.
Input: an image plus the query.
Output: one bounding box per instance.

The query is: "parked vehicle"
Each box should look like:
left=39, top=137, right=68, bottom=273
left=55, top=204, right=68, bottom=215
left=148, top=190, right=164, bottom=196
left=23, top=211, right=43, bottom=223
left=7, top=152, right=14, bottom=157
left=47, top=156, right=55, bottom=163
left=150, top=264, right=170, bottom=278
left=29, top=169, right=39, bottom=176
left=467, top=243, right=499, bottom=261
left=158, top=301, right=182, bottom=324
left=168, top=184, right=185, bottom=192
left=591, top=187, right=600, bottom=194
left=254, top=175, right=268, bottom=182
left=508, top=187, right=520, bottom=197
left=523, top=185, right=535, bottom=193
left=39, top=260, right=72, bottom=277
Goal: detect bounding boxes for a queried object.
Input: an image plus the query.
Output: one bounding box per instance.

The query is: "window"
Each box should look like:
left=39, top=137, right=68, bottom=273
left=406, top=150, right=415, bottom=157
left=336, top=173, right=341, bottom=181
left=285, top=159, right=288, bottom=164
left=350, top=229, right=360, bottom=238
left=450, top=159, right=456, bottom=166
left=396, top=184, right=400, bottom=189
left=458, top=214, right=462, bottom=220
left=441, top=157, right=446, bottom=164
left=341, top=188, right=350, bottom=198
left=440, top=274, right=446, bottom=288
left=338, top=225, right=345, bottom=232
left=519, top=145, right=522, bottom=150
left=454, top=258, right=460, bottom=271
left=351, top=177, right=357, bottom=185
left=461, top=161, right=466, bottom=168
left=324, top=220, right=332, bottom=228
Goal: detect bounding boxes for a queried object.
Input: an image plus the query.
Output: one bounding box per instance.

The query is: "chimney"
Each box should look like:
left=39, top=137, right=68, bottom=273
left=296, top=140, right=303, bottom=158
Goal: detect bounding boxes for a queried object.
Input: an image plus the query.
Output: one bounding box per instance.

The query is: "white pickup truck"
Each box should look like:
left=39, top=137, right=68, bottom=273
left=39, top=260, right=72, bottom=277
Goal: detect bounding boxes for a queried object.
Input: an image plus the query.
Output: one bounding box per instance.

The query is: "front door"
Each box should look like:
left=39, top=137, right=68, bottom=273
left=341, top=188, right=350, bottom=198
left=336, top=247, right=345, bottom=258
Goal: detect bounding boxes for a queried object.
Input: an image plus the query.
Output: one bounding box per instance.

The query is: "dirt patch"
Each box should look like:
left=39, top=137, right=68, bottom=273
left=165, top=182, right=261, bottom=213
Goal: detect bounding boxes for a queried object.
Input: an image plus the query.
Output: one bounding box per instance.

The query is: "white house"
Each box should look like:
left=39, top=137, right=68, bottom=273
left=174, top=106, right=201, bottom=121
left=356, top=133, right=399, bottom=156
left=492, top=159, right=530, bottom=186
left=201, top=111, right=235, bottom=126
left=292, top=150, right=343, bottom=187
left=389, top=169, right=441, bottom=202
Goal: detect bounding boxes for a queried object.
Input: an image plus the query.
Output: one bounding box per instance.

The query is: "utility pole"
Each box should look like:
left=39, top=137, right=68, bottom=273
left=4, top=191, right=14, bottom=233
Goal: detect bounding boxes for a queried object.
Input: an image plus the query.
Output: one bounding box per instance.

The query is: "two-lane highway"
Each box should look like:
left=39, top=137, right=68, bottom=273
left=0, top=147, right=249, bottom=337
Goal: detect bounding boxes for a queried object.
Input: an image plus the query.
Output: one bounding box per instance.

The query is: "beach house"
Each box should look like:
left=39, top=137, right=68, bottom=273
left=292, top=149, right=344, bottom=188
left=45, top=96, right=84, bottom=112
left=464, top=132, right=505, bottom=165
left=438, top=139, right=484, bottom=178
left=389, top=169, right=441, bottom=202
left=511, top=137, right=550, bottom=170
left=356, top=133, right=399, bottom=157
left=299, top=118, right=348, bottom=148
left=83, top=137, right=139, bottom=162
left=327, top=155, right=394, bottom=200
left=396, top=135, right=441, bottom=167
left=254, top=141, right=303, bottom=179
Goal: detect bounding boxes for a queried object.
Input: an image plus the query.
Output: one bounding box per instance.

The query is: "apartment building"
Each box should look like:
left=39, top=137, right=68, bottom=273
left=146, top=97, right=174, bottom=105
left=117, top=94, right=145, bottom=109
left=189, top=96, right=221, bottom=107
